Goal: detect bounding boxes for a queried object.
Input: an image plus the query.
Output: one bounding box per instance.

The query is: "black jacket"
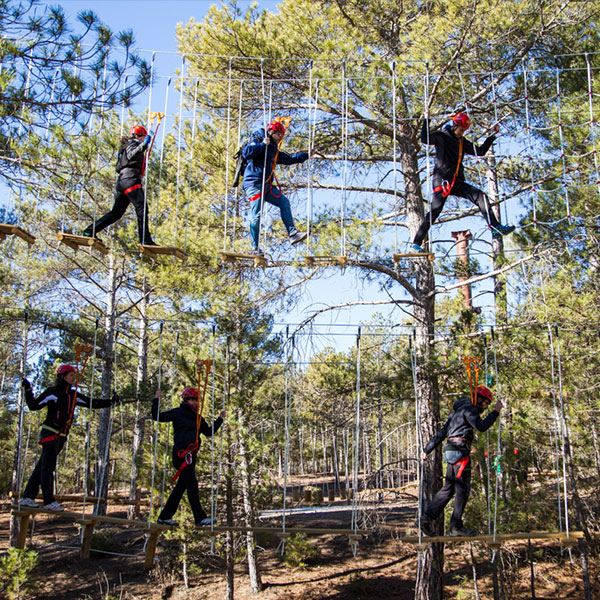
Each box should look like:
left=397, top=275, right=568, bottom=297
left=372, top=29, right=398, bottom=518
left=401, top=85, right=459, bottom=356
left=421, top=120, right=496, bottom=186
left=25, top=381, right=112, bottom=434
left=115, top=137, right=150, bottom=181
left=152, top=398, right=223, bottom=452
left=423, top=396, right=499, bottom=455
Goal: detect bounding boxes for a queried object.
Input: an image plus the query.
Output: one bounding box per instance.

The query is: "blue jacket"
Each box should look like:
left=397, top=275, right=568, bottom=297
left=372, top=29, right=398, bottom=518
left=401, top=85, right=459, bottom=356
left=241, top=128, right=308, bottom=192
left=423, top=396, right=499, bottom=455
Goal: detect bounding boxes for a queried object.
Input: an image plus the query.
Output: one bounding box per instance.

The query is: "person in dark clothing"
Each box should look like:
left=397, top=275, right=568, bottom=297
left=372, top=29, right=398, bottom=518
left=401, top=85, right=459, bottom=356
left=152, top=387, right=225, bottom=527
left=242, top=120, right=311, bottom=255
left=411, top=112, right=515, bottom=253
left=20, top=364, right=116, bottom=511
left=420, top=385, right=502, bottom=537
left=82, top=125, right=157, bottom=246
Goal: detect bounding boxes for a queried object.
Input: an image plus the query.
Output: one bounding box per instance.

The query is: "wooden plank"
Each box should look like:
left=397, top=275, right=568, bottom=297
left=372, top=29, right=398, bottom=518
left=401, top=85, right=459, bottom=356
left=139, top=244, right=187, bottom=260
left=15, top=513, right=31, bottom=549
left=57, top=232, right=109, bottom=255
left=144, top=531, right=160, bottom=569
left=303, top=255, right=348, bottom=266
left=220, top=251, right=267, bottom=267
left=0, top=224, right=36, bottom=244
left=80, top=520, right=95, bottom=559
left=402, top=531, right=584, bottom=545
left=393, top=252, right=435, bottom=262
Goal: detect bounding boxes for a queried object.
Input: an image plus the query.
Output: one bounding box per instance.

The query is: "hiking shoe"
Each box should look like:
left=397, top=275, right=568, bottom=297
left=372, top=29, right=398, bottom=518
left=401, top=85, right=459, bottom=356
left=409, top=243, right=427, bottom=254
left=19, top=497, right=39, bottom=508
left=250, top=247, right=264, bottom=257
left=449, top=525, right=477, bottom=537
left=157, top=518, right=178, bottom=526
left=289, top=230, right=308, bottom=245
left=491, top=224, right=515, bottom=239
left=43, top=501, right=64, bottom=512
left=142, top=240, right=158, bottom=247
left=196, top=517, right=216, bottom=527
left=416, top=518, right=435, bottom=537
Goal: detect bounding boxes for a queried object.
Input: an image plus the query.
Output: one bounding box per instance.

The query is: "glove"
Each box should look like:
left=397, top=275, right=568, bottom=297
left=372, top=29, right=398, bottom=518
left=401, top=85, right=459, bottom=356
left=22, top=378, right=32, bottom=391
left=144, top=135, right=152, bottom=146
left=111, top=391, right=120, bottom=404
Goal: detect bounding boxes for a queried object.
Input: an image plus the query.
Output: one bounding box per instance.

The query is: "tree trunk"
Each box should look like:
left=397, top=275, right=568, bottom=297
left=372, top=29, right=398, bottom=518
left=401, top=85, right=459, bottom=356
left=95, top=253, right=117, bottom=515
left=400, top=120, right=444, bottom=600
left=128, top=276, right=149, bottom=519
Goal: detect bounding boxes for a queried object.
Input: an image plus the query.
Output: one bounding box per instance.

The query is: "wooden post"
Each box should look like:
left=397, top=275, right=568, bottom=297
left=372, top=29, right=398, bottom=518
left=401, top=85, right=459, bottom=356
left=328, top=489, right=335, bottom=502
left=304, top=488, right=312, bottom=502
left=15, top=513, right=30, bottom=549
left=144, top=530, right=160, bottom=569
left=80, top=520, right=96, bottom=559
left=292, top=488, right=300, bottom=502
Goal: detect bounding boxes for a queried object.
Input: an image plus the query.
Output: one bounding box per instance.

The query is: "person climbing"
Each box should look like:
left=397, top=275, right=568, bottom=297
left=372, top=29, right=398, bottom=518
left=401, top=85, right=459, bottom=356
left=19, top=364, right=117, bottom=511
left=82, top=125, right=157, bottom=246
left=419, top=385, right=502, bottom=537
left=411, top=112, right=515, bottom=253
left=152, top=387, right=225, bottom=527
left=242, top=120, right=311, bottom=255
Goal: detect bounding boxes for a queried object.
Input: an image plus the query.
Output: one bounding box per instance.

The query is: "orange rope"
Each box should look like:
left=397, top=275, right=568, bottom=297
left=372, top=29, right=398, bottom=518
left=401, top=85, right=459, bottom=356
left=462, top=356, right=481, bottom=405
left=194, top=359, right=213, bottom=444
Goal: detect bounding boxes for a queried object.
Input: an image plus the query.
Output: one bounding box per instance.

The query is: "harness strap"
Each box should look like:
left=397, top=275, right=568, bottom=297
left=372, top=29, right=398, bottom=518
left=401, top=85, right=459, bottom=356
left=124, top=183, right=143, bottom=195
left=455, top=455, right=470, bottom=479
left=433, top=137, right=464, bottom=198
left=172, top=442, right=199, bottom=482
left=39, top=433, right=60, bottom=445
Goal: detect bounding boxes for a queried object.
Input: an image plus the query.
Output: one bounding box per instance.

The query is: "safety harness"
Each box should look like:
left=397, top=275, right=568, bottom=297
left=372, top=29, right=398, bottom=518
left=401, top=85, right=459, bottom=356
left=433, top=137, right=463, bottom=198
left=172, top=359, right=213, bottom=482
left=40, top=344, right=94, bottom=445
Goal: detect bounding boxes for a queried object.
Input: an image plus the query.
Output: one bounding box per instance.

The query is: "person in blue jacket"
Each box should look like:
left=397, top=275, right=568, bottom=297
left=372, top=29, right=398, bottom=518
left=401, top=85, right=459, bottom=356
left=411, top=112, right=515, bottom=253
left=19, top=364, right=116, bottom=511
left=419, top=385, right=502, bottom=537
left=152, top=387, right=225, bottom=527
left=242, top=120, right=311, bottom=255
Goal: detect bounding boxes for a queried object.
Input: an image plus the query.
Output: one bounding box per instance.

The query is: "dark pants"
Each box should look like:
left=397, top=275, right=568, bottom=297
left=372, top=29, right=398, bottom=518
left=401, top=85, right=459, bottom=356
left=23, top=433, right=66, bottom=505
left=83, top=178, right=153, bottom=244
left=158, top=451, right=207, bottom=524
left=413, top=180, right=500, bottom=246
left=424, top=460, right=472, bottom=529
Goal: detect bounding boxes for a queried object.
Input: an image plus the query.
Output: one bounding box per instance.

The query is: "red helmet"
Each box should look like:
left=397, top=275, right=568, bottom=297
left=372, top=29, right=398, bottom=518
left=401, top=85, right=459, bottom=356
left=476, top=385, right=493, bottom=402
left=57, top=364, right=76, bottom=376
left=453, top=112, right=471, bottom=130
left=267, top=121, right=286, bottom=135
left=182, top=387, right=199, bottom=400
left=130, top=125, right=148, bottom=137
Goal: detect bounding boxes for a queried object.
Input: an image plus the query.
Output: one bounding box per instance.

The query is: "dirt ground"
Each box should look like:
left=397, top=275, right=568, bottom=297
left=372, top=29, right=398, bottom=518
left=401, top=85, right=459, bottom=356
left=1, top=498, right=598, bottom=600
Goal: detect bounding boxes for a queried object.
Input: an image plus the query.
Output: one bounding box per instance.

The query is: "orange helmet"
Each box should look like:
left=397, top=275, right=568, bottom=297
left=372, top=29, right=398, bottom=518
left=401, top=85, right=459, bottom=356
left=130, top=125, right=148, bottom=137
left=452, top=112, right=471, bottom=130
left=182, top=387, right=199, bottom=399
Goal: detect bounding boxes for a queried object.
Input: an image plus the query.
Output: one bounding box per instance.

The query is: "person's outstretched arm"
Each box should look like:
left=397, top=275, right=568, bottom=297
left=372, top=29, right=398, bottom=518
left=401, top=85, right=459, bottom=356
left=199, top=411, right=225, bottom=437
left=422, top=417, right=450, bottom=459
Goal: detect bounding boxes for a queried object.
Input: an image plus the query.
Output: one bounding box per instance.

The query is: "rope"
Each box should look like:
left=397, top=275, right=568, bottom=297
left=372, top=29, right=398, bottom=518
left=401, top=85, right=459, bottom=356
left=350, top=327, right=361, bottom=535
left=173, top=55, right=186, bottom=247
left=148, top=321, right=164, bottom=527
left=154, top=76, right=172, bottom=232
left=340, top=60, right=348, bottom=257
left=183, top=80, right=199, bottom=253
left=209, top=325, right=217, bottom=533
left=555, top=69, right=571, bottom=219
left=424, top=63, right=432, bottom=249
left=282, top=329, right=294, bottom=537
left=142, top=52, right=156, bottom=246
left=306, top=61, right=315, bottom=253
left=231, top=80, right=244, bottom=253
left=585, top=53, right=600, bottom=200
left=409, top=332, right=424, bottom=547
left=490, top=327, right=502, bottom=544
left=258, top=59, right=269, bottom=250
left=390, top=61, right=398, bottom=254
left=222, top=58, right=233, bottom=252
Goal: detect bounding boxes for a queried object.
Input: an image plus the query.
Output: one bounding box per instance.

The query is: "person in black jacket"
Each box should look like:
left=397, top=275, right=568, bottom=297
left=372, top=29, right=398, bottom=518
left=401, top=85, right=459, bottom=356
left=152, top=387, right=225, bottom=527
left=82, top=125, right=156, bottom=246
left=411, top=113, right=515, bottom=253
left=419, top=385, right=502, bottom=536
left=19, top=364, right=116, bottom=511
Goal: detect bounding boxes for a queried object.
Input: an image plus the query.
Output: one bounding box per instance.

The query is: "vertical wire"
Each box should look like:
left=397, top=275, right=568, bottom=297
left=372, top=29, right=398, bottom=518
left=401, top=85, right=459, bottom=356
left=260, top=80, right=274, bottom=249
left=209, top=325, right=217, bottom=531
left=232, top=80, right=244, bottom=253
left=391, top=61, right=398, bottom=254
left=119, top=74, right=129, bottom=139
left=142, top=52, right=155, bottom=246
left=223, top=58, right=233, bottom=251
left=282, top=328, right=292, bottom=534
left=183, top=80, right=199, bottom=253
left=340, top=60, right=348, bottom=257
left=351, top=327, right=361, bottom=533
left=424, top=63, right=432, bottom=247
left=148, top=321, right=164, bottom=527
left=547, top=324, right=564, bottom=531
left=174, top=56, right=186, bottom=246
left=154, top=77, right=172, bottom=231
left=484, top=334, right=492, bottom=534
left=489, top=62, right=507, bottom=225
left=522, top=59, right=537, bottom=226
left=409, top=332, right=423, bottom=545
left=555, top=68, right=571, bottom=220
left=585, top=53, right=600, bottom=201
left=553, top=325, right=571, bottom=536
left=490, top=327, right=502, bottom=543
left=258, top=59, right=268, bottom=250
left=306, top=60, right=314, bottom=252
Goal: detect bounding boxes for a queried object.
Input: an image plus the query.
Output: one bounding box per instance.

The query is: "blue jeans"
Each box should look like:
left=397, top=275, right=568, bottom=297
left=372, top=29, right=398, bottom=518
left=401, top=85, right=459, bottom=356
left=246, top=187, right=295, bottom=249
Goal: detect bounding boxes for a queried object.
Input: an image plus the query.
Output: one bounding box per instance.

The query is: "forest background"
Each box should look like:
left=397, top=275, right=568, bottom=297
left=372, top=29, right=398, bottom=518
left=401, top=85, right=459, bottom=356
left=1, top=1, right=600, bottom=599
